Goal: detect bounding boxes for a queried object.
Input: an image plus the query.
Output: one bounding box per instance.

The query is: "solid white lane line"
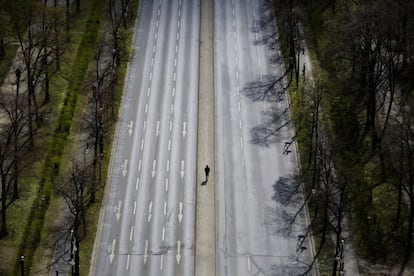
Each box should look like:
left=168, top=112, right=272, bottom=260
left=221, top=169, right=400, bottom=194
left=165, top=178, right=169, bottom=191
left=133, top=200, right=137, bottom=214
left=130, top=226, right=134, bottom=241
left=136, top=177, right=139, bottom=191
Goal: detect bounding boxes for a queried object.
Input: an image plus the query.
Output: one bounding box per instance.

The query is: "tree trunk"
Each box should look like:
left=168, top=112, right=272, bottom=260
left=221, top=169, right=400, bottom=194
left=1, top=174, right=8, bottom=238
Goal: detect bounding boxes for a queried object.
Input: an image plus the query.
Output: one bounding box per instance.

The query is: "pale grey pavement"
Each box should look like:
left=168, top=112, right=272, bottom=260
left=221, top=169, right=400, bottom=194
left=195, top=0, right=215, bottom=275
left=214, top=0, right=315, bottom=275
left=90, top=0, right=200, bottom=275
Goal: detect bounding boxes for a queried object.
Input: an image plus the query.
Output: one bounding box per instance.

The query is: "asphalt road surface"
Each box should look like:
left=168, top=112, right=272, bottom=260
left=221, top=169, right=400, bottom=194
left=214, top=0, right=315, bottom=275
left=90, top=0, right=199, bottom=275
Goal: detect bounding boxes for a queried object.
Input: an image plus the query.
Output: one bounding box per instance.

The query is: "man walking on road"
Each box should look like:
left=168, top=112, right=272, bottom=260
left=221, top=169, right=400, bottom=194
left=204, top=165, right=210, bottom=181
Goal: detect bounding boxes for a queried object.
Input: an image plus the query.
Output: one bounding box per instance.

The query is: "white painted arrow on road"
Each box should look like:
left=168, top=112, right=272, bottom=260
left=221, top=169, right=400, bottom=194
left=180, top=160, right=185, bottom=179
left=148, top=201, right=153, bottom=222
left=176, top=240, right=181, bottom=264
left=182, top=122, right=187, bottom=138
left=128, top=121, right=134, bottom=136
left=110, top=239, right=116, bottom=263
left=115, top=200, right=122, bottom=221
left=143, top=240, right=149, bottom=264
left=122, top=160, right=128, bottom=177
left=178, top=202, right=183, bottom=223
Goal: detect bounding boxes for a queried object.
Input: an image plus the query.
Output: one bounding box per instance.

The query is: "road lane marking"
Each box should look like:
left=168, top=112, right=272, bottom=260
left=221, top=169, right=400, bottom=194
left=126, top=254, right=130, bottom=270
left=110, top=239, right=116, bottom=263
left=147, top=87, right=151, bottom=96
left=144, top=240, right=149, bottom=264
left=178, top=20, right=180, bottom=29
left=115, top=200, right=122, bottom=221
left=157, top=8, right=160, bottom=16
left=130, top=226, right=134, bottom=240
left=247, top=256, right=251, bottom=271
left=164, top=201, right=167, bottom=215
left=122, top=160, right=128, bottom=177
left=148, top=201, right=153, bottom=222
left=151, top=57, right=154, bottom=67
left=156, top=19, right=159, bottom=28
left=178, top=201, right=183, bottom=223
left=136, top=177, right=140, bottom=191
left=133, top=200, right=137, bottom=214
left=141, top=139, right=144, bottom=150
left=149, top=72, right=152, bottom=81
left=235, top=56, right=238, bottom=65
left=167, top=160, right=170, bottom=172
left=235, top=43, right=237, bottom=51
left=176, top=33, right=179, bottom=41
left=156, top=121, right=160, bottom=136
left=170, top=121, right=173, bottom=132
left=138, top=160, right=142, bottom=171
left=162, top=226, right=165, bottom=241
left=160, top=254, right=164, bottom=270
left=143, top=121, right=146, bottom=131
left=171, top=103, right=174, bottom=114
left=174, top=72, right=176, bottom=81
left=178, top=9, right=180, bottom=17
left=152, top=160, right=157, bottom=178
left=236, top=71, right=239, bottom=80
left=154, top=32, right=157, bottom=41
left=168, top=139, right=171, bottom=151
left=165, top=178, right=169, bottom=191
left=237, top=85, right=240, bottom=95
left=145, top=103, right=148, bottom=113
left=176, top=45, right=178, bottom=53
left=176, top=240, right=182, bottom=264
left=180, top=160, right=185, bottom=178
left=233, top=19, right=236, bottom=26
left=240, top=136, right=243, bottom=148
left=172, top=87, right=175, bottom=97
left=182, top=122, right=187, bottom=138
left=239, top=120, right=242, bottom=129
left=238, top=101, right=241, bottom=111
left=174, top=58, right=177, bottom=67
left=128, top=121, right=133, bottom=136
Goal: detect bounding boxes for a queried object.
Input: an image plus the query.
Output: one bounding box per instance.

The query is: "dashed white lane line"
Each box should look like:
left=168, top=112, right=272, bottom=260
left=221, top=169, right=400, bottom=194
left=153, top=44, right=156, bottom=53
left=240, top=136, right=243, bottom=148
left=234, top=43, right=237, bottom=51
left=178, top=20, right=180, bottom=29
left=176, top=33, right=179, bottom=41
left=167, top=159, right=170, bottom=172
left=178, top=9, right=181, bottom=17
left=174, top=72, right=176, bottom=81
left=138, top=160, right=142, bottom=171
left=169, top=121, right=173, bottom=132
left=156, top=19, right=159, bottom=28
left=235, top=56, right=238, bottom=65
left=160, top=254, right=164, bottom=270
left=147, top=87, right=150, bottom=96
left=155, top=32, right=158, bottom=40
left=238, top=102, right=241, bottom=111
left=236, top=71, right=239, bottom=80
left=149, top=72, right=152, bottom=81
left=141, top=139, right=144, bottom=150
left=165, top=178, right=169, bottom=191
left=174, top=58, right=177, bottom=67
left=233, top=19, right=236, bottom=26
left=143, top=121, right=146, bottom=131
left=158, top=8, right=160, bottom=16
left=130, top=226, right=134, bottom=241
left=133, top=200, right=137, bottom=214
left=136, top=177, right=139, bottom=190
left=172, top=87, right=176, bottom=97
left=168, top=139, right=171, bottom=151
left=176, top=45, right=178, bottom=53
left=145, top=103, right=148, bottom=113
left=151, top=57, right=154, bottom=67
left=170, top=103, right=174, bottom=114
left=239, top=120, right=242, bottom=129
left=162, top=226, right=166, bottom=241
left=126, top=254, right=130, bottom=270
left=164, top=201, right=167, bottom=215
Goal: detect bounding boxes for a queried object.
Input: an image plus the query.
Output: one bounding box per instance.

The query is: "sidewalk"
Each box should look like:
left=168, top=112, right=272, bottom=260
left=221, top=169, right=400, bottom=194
left=195, top=0, right=215, bottom=275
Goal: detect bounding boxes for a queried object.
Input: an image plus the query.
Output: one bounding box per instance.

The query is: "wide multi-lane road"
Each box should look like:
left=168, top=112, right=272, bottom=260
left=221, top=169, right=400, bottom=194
left=215, top=0, right=315, bottom=275
left=90, top=0, right=199, bottom=275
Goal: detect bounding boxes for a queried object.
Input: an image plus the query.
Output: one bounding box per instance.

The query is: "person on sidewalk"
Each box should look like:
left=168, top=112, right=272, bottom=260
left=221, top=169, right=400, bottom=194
left=204, top=165, right=210, bottom=182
